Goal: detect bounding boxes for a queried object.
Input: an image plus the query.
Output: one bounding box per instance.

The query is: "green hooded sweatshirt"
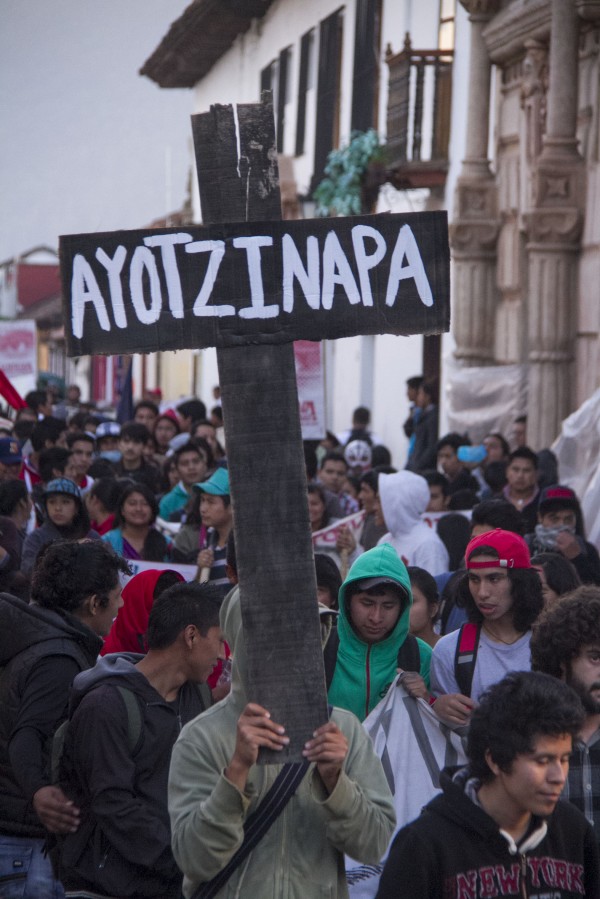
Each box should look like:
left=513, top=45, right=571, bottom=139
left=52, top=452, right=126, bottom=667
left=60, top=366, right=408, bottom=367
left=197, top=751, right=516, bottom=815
left=328, top=543, right=432, bottom=720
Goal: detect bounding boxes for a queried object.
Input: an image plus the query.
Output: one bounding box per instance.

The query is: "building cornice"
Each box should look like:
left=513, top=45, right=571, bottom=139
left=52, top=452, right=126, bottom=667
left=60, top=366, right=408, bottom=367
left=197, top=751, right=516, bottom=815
left=140, top=0, right=276, bottom=88
left=483, top=0, right=551, bottom=65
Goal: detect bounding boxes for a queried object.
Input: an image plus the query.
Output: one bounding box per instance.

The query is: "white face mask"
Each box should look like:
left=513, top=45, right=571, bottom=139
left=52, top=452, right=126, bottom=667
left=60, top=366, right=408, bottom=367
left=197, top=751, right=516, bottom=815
left=534, top=522, right=576, bottom=549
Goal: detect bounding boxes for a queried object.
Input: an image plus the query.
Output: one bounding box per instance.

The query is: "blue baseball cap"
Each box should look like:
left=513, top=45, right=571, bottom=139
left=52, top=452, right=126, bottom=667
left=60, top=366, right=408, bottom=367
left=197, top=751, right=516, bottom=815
left=194, top=467, right=229, bottom=496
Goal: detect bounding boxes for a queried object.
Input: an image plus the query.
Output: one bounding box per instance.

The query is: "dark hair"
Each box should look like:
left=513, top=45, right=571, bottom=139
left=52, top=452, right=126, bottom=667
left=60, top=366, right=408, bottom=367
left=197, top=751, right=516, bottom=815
left=530, top=552, right=581, bottom=600
left=211, top=405, right=223, bottom=425
left=187, top=437, right=215, bottom=471
left=407, top=566, right=439, bottom=612
left=436, top=513, right=472, bottom=570
left=447, top=489, right=479, bottom=511
left=456, top=554, right=544, bottom=632
left=89, top=477, right=122, bottom=514
left=352, top=406, right=370, bottom=427
left=419, top=378, right=438, bottom=404
left=119, top=422, right=151, bottom=444
left=471, top=499, right=524, bottom=535
left=177, top=399, right=207, bottom=421
left=25, top=389, right=49, bottom=413
left=226, top=529, right=237, bottom=575
left=115, top=483, right=169, bottom=561
left=359, top=469, right=379, bottom=493
left=467, top=671, right=584, bottom=783
left=66, top=430, right=95, bottom=450
left=307, top=483, right=329, bottom=530
left=483, top=461, right=507, bottom=493
left=186, top=485, right=231, bottom=526
left=484, top=432, right=510, bottom=458
left=406, top=376, right=424, bottom=390
left=515, top=415, right=527, bottom=425
left=303, top=442, right=319, bottom=480
left=531, top=586, right=600, bottom=678
left=320, top=450, right=347, bottom=470
left=115, top=483, right=158, bottom=527
left=31, top=540, right=130, bottom=611
left=160, top=455, right=178, bottom=493
left=371, top=445, right=392, bottom=468
left=43, top=487, right=91, bottom=539
left=508, top=446, right=538, bottom=468
left=134, top=400, right=159, bottom=417
left=31, top=417, right=67, bottom=452
left=154, top=569, right=184, bottom=597
left=0, top=479, right=29, bottom=516
left=38, top=447, right=70, bottom=483
left=435, top=432, right=469, bottom=455
left=146, top=581, right=221, bottom=649
left=423, top=470, right=449, bottom=494
left=174, top=439, right=209, bottom=466
left=315, top=552, right=342, bottom=610
left=88, top=458, right=118, bottom=480
left=67, top=411, right=89, bottom=431
left=12, top=419, right=35, bottom=441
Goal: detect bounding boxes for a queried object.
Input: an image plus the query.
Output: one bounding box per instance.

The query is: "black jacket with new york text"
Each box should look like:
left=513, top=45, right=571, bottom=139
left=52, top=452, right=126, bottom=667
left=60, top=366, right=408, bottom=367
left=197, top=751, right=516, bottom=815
left=376, top=768, right=600, bottom=899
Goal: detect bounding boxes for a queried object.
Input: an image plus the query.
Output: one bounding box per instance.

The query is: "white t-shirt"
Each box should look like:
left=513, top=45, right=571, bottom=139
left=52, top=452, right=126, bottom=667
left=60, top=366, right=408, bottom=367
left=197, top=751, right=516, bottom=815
left=430, top=627, right=532, bottom=701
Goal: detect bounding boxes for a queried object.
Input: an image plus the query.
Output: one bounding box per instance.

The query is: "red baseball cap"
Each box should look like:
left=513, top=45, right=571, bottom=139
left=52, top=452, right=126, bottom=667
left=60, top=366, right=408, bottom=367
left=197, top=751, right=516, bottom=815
left=465, top=528, right=531, bottom=569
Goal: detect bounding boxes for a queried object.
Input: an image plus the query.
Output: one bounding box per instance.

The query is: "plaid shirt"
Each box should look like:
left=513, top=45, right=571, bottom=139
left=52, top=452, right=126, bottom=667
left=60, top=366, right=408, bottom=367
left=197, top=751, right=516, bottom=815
left=563, top=728, right=600, bottom=845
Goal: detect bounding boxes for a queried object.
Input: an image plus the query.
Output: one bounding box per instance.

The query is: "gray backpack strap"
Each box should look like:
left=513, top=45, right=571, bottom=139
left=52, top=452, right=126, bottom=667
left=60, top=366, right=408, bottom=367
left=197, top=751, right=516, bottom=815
left=115, top=685, right=144, bottom=756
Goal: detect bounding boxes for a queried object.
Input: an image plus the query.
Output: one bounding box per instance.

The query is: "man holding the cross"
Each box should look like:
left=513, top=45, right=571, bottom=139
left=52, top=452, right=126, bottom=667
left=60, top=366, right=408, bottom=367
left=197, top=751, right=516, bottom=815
left=168, top=587, right=395, bottom=898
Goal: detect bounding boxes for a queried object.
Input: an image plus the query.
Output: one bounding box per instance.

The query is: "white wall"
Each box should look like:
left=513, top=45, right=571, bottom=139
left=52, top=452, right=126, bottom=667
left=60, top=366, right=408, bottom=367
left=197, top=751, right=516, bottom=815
left=185, top=0, right=470, bottom=465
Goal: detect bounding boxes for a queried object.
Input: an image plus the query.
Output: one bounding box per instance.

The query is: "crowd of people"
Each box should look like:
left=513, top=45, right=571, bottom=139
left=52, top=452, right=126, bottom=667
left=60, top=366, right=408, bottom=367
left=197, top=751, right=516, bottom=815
left=1, top=378, right=600, bottom=898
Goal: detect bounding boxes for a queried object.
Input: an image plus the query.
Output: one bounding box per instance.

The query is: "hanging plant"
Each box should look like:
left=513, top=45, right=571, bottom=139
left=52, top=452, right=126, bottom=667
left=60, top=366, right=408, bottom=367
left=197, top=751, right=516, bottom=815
left=313, top=129, right=386, bottom=217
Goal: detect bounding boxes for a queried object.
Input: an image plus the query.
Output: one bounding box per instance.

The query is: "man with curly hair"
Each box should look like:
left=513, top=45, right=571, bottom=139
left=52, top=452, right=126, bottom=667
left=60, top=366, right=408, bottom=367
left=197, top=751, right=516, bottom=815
left=531, top=586, right=600, bottom=846
left=377, top=671, right=600, bottom=898
left=0, top=540, right=129, bottom=898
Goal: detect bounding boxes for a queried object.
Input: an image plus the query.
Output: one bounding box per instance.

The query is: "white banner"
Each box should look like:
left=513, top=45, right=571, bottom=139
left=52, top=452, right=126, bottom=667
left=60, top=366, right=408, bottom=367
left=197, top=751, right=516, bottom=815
left=0, top=320, right=37, bottom=379
left=294, top=340, right=326, bottom=440
left=311, top=510, right=365, bottom=547
left=124, top=560, right=198, bottom=582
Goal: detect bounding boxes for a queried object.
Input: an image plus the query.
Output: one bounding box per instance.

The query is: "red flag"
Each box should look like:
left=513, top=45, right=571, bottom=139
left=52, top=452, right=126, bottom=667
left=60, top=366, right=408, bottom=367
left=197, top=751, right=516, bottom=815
left=0, top=369, right=27, bottom=410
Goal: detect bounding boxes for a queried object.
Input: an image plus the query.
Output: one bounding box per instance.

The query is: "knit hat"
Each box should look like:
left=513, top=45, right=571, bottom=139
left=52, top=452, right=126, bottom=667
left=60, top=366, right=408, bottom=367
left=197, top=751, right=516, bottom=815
left=465, top=528, right=531, bottom=569
left=44, top=478, right=82, bottom=501
left=538, top=484, right=579, bottom=516
left=194, top=467, right=229, bottom=496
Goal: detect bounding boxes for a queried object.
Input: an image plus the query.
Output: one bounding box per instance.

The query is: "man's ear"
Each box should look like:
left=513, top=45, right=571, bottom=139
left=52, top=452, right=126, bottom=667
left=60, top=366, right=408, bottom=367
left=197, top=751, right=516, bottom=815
left=183, top=624, right=197, bottom=649
left=484, top=749, right=500, bottom=777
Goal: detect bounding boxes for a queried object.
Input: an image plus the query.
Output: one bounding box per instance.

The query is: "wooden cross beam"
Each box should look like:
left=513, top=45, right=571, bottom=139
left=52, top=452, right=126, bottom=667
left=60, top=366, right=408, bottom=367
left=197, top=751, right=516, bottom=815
left=60, top=94, right=450, bottom=761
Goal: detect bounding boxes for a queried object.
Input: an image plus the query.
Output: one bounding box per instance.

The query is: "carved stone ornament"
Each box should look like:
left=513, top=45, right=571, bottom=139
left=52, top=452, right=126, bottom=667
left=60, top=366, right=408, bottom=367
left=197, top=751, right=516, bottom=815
left=575, top=0, right=600, bottom=22
left=523, top=208, right=583, bottom=244
left=520, top=40, right=548, bottom=160
left=450, top=220, right=500, bottom=254
left=455, top=179, right=497, bottom=220
left=531, top=159, right=583, bottom=210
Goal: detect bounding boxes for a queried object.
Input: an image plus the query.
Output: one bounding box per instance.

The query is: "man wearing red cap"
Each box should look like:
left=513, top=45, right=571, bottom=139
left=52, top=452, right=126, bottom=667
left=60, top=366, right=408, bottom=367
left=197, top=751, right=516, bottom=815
left=429, top=529, right=544, bottom=727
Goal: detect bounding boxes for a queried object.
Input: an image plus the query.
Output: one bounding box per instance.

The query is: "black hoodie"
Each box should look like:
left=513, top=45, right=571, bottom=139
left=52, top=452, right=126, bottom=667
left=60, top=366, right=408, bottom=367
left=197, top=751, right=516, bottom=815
left=58, top=654, right=208, bottom=898
left=0, top=592, right=102, bottom=837
left=376, top=768, right=600, bottom=899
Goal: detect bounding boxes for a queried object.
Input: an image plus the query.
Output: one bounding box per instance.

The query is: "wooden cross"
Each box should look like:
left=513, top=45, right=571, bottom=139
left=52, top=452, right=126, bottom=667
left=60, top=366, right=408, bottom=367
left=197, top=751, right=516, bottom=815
left=60, top=94, right=449, bottom=761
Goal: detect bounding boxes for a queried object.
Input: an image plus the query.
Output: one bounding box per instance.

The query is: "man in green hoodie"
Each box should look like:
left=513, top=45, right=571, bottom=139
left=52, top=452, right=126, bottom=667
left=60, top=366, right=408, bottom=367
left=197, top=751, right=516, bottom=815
left=328, top=543, right=432, bottom=720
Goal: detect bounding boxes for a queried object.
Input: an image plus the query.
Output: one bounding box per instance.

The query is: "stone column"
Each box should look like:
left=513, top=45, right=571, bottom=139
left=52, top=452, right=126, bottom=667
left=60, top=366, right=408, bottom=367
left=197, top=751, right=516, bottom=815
left=450, top=1, right=501, bottom=366
left=524, top=0, right=584, bottom=449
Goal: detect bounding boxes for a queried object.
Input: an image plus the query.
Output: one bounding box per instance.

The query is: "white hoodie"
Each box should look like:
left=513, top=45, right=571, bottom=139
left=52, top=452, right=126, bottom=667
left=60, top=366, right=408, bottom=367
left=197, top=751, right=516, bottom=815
left=377, top=471, right=449, bottom=575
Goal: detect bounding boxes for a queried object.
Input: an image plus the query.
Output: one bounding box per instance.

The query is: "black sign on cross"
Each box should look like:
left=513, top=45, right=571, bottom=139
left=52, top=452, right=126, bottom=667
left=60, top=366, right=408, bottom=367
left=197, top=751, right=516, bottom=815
left=60, top=94, right=450, bottom=761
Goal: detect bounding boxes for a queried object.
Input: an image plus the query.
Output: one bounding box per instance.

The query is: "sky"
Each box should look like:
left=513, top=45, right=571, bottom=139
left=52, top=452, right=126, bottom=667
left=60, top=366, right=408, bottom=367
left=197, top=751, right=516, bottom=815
left=0, top=0, right=194, bottom=262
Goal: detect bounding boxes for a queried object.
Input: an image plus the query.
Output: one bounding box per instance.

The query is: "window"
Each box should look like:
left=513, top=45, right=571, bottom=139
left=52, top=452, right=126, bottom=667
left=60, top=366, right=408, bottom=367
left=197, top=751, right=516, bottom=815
left=296, top=29, right=315, bottom=156
left=438, top=0, right=455, bottom=51
left=351, top=0, right=383, bottom=133
left=313, top=9, right=344, bottom=188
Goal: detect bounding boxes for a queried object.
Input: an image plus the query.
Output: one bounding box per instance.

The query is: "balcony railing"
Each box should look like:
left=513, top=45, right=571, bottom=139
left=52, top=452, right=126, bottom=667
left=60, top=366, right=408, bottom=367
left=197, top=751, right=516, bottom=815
left=384, top=34, right=453, bottom=190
